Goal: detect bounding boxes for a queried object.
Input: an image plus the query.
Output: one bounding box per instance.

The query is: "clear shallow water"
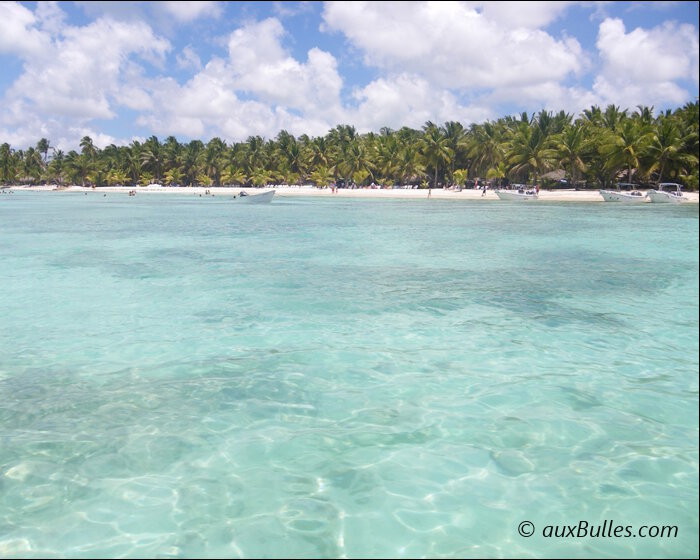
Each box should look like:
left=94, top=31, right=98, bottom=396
left=0, top=191, right=697, bottom=558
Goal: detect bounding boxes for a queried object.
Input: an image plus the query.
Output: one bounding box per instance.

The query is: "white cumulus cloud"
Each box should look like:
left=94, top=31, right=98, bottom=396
left=0, top=2, right=171, bottom=149
left=0, top=1, right=51, bottom=57
left=594, top=17, right=699, bottom=108
left=9, top=17, right=169, bottom=119
left=349, top=73, right=492, bottom=131
left=159, top=1, right=222, bottom=22
left=474, top=1, right=574, bottom=29
left=176, top=46, right=203, bottom=71
left=140, top=18, right=347, bottom=141
left=321, top=1, right=586, bottom=91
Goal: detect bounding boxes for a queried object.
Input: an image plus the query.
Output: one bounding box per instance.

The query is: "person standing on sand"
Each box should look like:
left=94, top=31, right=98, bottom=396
left=428, top=188, right=431, bottom=198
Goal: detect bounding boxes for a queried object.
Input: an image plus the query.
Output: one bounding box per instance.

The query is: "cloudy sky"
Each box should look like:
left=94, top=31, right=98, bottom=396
left=1, top=1, right=698, bottom=150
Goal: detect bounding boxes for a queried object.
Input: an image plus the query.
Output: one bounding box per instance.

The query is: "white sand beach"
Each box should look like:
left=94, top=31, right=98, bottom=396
left=10, top=184, right=700, bottom=203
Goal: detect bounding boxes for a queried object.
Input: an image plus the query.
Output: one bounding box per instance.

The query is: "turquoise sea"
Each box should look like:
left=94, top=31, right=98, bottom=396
left=0, top=191, right=698, bottom=558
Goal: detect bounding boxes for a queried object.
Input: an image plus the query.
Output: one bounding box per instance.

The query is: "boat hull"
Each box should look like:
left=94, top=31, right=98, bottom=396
left=599, top=190, right=647, bottom=203
left=495, top=190, right=538, bottom=201
left=233, top=190, right=275, bottom=203
left=647, top=190, right=686, bottom=203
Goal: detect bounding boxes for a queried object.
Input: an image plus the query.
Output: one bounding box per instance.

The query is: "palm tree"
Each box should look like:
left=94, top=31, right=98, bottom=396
left=248, top=167, right=273, bottom=187
left=534, top=110, right=556, bottom=138
left=676, top=101, right=699, bottom=189
left=599, top=119, right=654, bottom=184
left=453, top=169, right=468, bottom=187
left=374, top=134, right=401, bottom=183
left=420, top=122, right=452, bottom=189
left=65, top=150, right=92, bottom=186
left=182, top=140, right=204, bottom=186
left=36, top=138, right=50, bottom=164
left=108, top=168, right=129, bottom=186
left=221, top=167, right=246, bottom=186
left=88, top=167, right=108, bottom=187
left=327, top=124, right=358, bottom=186
left=601, top=104, right=628, bottom=131
left=126, top=141, right=143, bottom=185
left=396, top=144, right=425, bottom=186
left=308, top=136, right=331, bottom=170
left=0, top=143, right=14, bottom=184
left=196, top=172, right=213, bottom=187
left=395, top=126, right=421, bottom=148
left=551, top=110, right=573, bottom=133
left=646, top=115, right=686, bottom=184
left=141, top=136, right=164, bottom=183
left=633, top=105, right=655, bottom=127
left=139, top=171, right=155, bottom=185
left=244, top=136, right=267, bottom=174
left=80, top=136, right=97, bottom=161
left=550, top=123, right=587, bottom=186
left=204, top=137, right=226, bottom=186
left=275, top=132, right=306, bottom=184
left=581, top=105, right=603, bottom=126
left=101, top=143, right=120, bottom=172
left=47, top=150, right=65, bottom=185
left=338, top=141, right=374, bottom=186
left=486, top=160, right=508, bottom=186
left=329, top=124, right=357, bottom=148
left=22, top=147, right=43, bottom=183
left=468, top=121, right=504, bottom=179
left=443, top=121, right=468, bottom=183
left=163, top=167, right=183, bottom=187
left=506, top=120, right=553, bottom=184
left=309, top=165, right=335, bottom=187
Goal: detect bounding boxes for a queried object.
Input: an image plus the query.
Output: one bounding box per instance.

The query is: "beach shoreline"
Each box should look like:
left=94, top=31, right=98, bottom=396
left=9, top=184, right=700, bottom=203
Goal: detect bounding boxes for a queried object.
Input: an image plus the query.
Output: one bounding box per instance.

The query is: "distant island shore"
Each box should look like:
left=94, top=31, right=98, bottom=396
left=9, top=184, right=700, bottom=203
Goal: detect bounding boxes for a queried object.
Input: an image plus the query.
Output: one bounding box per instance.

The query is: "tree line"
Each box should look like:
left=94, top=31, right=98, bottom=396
left=1, top=102, right=698, bottom=190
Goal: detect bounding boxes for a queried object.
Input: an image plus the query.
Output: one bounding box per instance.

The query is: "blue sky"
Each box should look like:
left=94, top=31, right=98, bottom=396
left=1, top=1, right=698, bottom=150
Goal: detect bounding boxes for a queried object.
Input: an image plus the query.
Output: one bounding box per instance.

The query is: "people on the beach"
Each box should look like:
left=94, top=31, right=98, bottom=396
left=428, top=188, right=432, bottom=198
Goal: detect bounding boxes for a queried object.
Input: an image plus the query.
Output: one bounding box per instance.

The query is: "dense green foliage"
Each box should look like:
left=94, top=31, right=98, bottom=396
left=2, top=103, right=698, bottom=189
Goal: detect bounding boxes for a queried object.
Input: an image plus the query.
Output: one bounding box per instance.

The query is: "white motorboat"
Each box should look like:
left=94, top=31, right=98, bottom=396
left=495, top=185, right=538, bottom=201
left=599, top=184, right=647, bottom=203
left=646, top=183, right=687, bottom=203
left=232, top=189, right=275, bottom=203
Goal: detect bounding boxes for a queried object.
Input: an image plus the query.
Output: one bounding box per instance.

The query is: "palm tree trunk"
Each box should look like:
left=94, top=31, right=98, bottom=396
left=657, top=158, right=666, bottom=184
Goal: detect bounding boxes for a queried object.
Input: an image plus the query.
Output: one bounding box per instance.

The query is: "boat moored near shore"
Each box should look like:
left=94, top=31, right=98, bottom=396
left=599, top=183, right=647, bottom=203
left=495, top=184, right=539, bottom=201
left=232, top=189, right=275, bottom=203
left=647, top=183, right=687, bottom=203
